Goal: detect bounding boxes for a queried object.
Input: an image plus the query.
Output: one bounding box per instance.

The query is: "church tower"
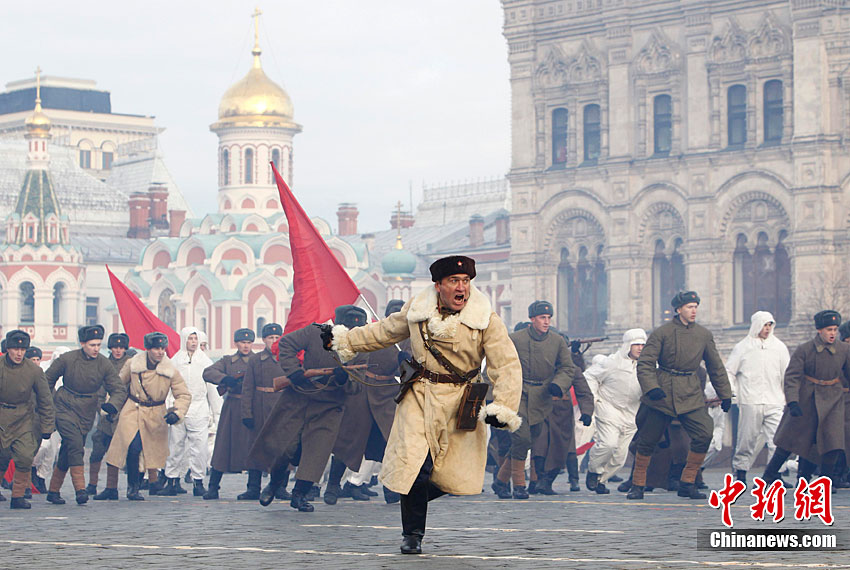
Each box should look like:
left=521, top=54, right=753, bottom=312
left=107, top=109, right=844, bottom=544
left=210, top=8, right=302, bottom=216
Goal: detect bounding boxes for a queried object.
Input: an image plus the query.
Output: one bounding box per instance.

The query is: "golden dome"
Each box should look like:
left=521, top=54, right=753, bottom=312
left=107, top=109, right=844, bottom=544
left=25, top=67, right=51, bottom=138
left=217, top=51, right=294, bottom=125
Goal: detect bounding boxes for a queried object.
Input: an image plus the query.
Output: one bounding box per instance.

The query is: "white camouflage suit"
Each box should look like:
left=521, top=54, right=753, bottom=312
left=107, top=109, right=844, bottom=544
left=584, top=329, right=647, bottom=484
left=725, top=311, right=789, bottom=473
left=164, top=327, right=214, bottom=481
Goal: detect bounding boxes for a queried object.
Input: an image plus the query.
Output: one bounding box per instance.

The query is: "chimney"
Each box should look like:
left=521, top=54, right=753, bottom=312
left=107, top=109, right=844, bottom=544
left=495, top=213, right=510, bottom=245
left=148, top=184, right=169, bottom=230
left=337, top=203, right=358, bottom=236
left=127, top=192, right=151, bottom=239
left=169, top=209, right=187, bottom=238
left=469, top=215, right=484, bottom=248
left=390, top=211, right=415, bottom=230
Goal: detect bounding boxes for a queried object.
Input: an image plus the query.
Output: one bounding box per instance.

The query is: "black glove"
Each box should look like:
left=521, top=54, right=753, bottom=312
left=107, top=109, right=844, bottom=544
left=580, top=413, right=592, bottom=426
left=164, top=411, right=180, bottom=425
left=289, top=369, right=312, bottom=390
left=101, top=402, right=118, bottom=416
left=788, top=401, right=803, bottom=417
left=721, top=398, right=732, bottom=413
left=484, top=414, right=507, bottom=429
left=570, top=340, right=581, bottom=353
left=331, top=367, right=348, bottom=386
left=646, top=387, right=666, bottom=401
left=397, top=351, right=412, bottom=366
left=221, top=375, right=238, bottom=389
left=547, top=383, right=563, bottom=398
left=242, top=417, right=255, bottom=430
left=41, top=433, right=52, bottom=440
left=317, top=323, right=334, bottom=351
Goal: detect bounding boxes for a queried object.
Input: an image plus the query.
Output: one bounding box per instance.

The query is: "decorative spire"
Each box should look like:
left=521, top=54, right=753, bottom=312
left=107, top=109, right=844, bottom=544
left=25, top=66, right=51, bottom=138
left=251, top=7, right=263, bottom=68
left=394, top=201, right=404, bottom=249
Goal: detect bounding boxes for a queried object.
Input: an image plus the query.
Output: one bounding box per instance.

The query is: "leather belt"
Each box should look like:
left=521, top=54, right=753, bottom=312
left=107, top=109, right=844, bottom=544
left=255, top=386, right=276, bottom=393
left=658, top=366, right=695, bottom=377
left=226, top=392, right=242, bottom=399
left=364, top=371, right=396, bottom=381
left=523, top=378, right=545, bottom=386
left=0, top=402, right=17, bottom=410
left=62, top=386, right=95, bottom=398
left=420, top=369, right=469, bottom=384
left=128, top=393, right=165, bottom=407
left=805, top=375, right=840, bottom=386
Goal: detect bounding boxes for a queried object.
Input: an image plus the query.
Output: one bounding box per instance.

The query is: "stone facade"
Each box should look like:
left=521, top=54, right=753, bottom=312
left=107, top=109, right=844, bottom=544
left=503, top=0, right=850, bottom=348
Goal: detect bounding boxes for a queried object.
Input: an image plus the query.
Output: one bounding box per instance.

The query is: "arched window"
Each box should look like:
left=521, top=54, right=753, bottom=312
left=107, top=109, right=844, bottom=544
left=271, top=148, right=281, bottom=174
left=764, top=80, right=783, bottom=144
left=256, top=316, right=267, bottom=338
left=20, top=282, right=35, bottom=323
left=652, top=239, right=686, bottom=327
left=727, top=85, right=747, bottom=146
left=158, top=288, right=176, bottom=330
left=653, top=94, right=672, bottom=155
left=557, top=246, right=607, bottom=335
left=733, top=231, right=791, bottom=324
left=552, top=108, right=568, bottom=166
left=244, top=148, right=254, bottom=184
left=583, top=104, right=601, bottom=162
left=53, top=282, right=65, bottom=324
left=222, top=149, right=230, bottom=186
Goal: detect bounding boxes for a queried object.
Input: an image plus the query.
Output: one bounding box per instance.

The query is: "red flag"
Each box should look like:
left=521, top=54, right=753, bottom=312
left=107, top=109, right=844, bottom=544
left=271, top=163, right=360, bottom=333
left=106, top=265, right=180, bottom=357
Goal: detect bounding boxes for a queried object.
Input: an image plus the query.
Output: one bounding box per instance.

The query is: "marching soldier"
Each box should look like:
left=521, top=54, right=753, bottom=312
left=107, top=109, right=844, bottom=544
left=0, top=331, right=55, bottom=509
left=763, top=310, right=850, bottom=483
left=102, top=332, right=191, bottom=501
left=239, top=323, right=284, bottom=500
left=324, top=255, right=521, bottom=554
left=88, top=333, right=134, bottom=496
left=492, top=300, right=575, bottom=500
left=45, top=325, right=126, bottom=505
left=725, top=311, right=789, bottom=483
left=201, top=328, right=256, bottom=499
left=629, top=291, right=732, bottom=500
left=249, top=316, right=358, bottom=512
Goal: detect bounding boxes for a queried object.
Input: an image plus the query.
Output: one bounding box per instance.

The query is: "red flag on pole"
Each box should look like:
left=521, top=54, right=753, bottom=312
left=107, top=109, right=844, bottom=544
left=271, top=162, right=360, bottom=334
left=106, top=264, right=180, bottom=357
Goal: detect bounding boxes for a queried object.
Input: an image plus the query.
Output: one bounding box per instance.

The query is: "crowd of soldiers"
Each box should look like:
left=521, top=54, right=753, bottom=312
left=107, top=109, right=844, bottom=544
left=1, top=254, right=849, bottom=555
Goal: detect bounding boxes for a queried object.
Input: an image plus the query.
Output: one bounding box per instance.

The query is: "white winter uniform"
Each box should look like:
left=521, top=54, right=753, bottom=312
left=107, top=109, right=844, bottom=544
left=165, top=327, right=214, bottom=480
left=703, top=383, right=726, bottom=466
left=584, top=329, right=647, bottom=484
left=725, top=311, right=789, bottom=472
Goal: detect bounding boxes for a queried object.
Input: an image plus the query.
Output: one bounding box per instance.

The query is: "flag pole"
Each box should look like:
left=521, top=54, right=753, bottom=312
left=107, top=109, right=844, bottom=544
left=357, top=293, right=402, bottom=352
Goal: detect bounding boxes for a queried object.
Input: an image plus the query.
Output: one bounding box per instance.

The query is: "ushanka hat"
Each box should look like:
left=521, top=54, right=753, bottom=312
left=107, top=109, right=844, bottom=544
left=671, top=291, right=700, bottom=309
left=528, top=300, right=554, bottom=318
left=429, top=255, right=476, bottom=282
left=261, top=323, right=283, bottom=338
left=234, top=328, right=256, bottom=343
left=6, top=330, right=31, bottom=350
left=144, top=332, right=169, bottom=349
left=78, top=325, right=105, bottom=343
left=814, top=310, right=841, bottom=330
left=107, top=333, right=129, bottom=349
left=335, top=305, right=368, bottom=329
left=385, top=299, right=405, bottom=317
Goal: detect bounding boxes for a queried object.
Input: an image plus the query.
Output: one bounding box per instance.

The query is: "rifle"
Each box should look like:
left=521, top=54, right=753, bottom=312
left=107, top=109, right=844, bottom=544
left=272, top=364, right=372, bottom=392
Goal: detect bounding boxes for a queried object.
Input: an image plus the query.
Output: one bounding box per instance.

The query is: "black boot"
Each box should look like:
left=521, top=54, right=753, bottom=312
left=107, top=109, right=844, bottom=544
left=75, top=489, right=89, bottom=505
left=677, top=482, right=706, bottom=499
left=627, top=485, right=645, bottom=500
left=32, top=474, right=47, bottom=494
left=492, top=478, right=512, bottom=499
left=46, top=491, right=65, bottom=505
left=400, top=535, right=422, bottom=555
left=93, top=487, right=118, bottom=500
left=24, top=487, right=31, bottom=499
left=85, top=483, right=97, bottom=496
left=10, top=497, right=31, bottom=509
left=596, top=483, right=610, bottom=494
left=290, top=480, right=315, bottom=512
left=539, top=470, right=560, bottom=495
left=512, top=485, right=529, bottom=499
left=762, top=448, right=792, bottom=484
left=566, top=453, right=580, bottom=492
left=383, top=486, right=401, bottom=504
left=400, top=484, right=427, bottom=554
left=530, top=457, right=546, bottom=495
left=586, top=471, right=600, bottom=492
left=174, top=478, right=187, bottom=495
left=238, top=469, right=261, bottom=500
left=350, top=483, right=371, bottom=501
left=736, top=470, right=747, bottom=484
left=126, top=454, right=144, bottom=501
left=360, top=484, right=378, bottom=497
left=324, top=483, right=341, bottom=505
left=307, top=485, right=321, bottom=501
left=184, top=469, right=192, bottom=484
left=325, top=457, right=346, bottom=505
left=156, top=477, right=178, bottom=496
left=193, top=478, right=206, bottom=497
left=618, top=477, right=632, bottom=493
left=203, top=469, right=222, bottom=500
left=274, top=469, right=291, bottom=500
left=259, top=466, right=287, bottom=507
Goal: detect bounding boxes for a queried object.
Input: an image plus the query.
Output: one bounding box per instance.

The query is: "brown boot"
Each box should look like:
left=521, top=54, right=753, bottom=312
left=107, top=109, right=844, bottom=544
left=10, top=467, right=32, bottom=509
left=69, top=466, right=88, bottom=505
left=511, top=459, right=528, bottom=499
left=678, top=452, right=707, bottom=499
left=627, top=453, right=652, bottom=500
left=94, top=465, right=120, bottom=500
left=47, top=468, right=67, bottom=504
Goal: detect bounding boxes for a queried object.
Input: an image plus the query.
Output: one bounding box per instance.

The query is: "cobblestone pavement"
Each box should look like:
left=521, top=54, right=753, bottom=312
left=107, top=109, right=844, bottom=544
left=2, top=468, right=849, bottom=568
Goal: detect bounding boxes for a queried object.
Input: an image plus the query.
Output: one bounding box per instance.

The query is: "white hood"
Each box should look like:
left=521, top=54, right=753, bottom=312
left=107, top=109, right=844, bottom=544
left=725, top=310, right=789, bottom=406
left=171, top=326, right=213, bottom=418
left=748, top=311, right=776, bottom=339
left=617, top=329, right=647, bottom=359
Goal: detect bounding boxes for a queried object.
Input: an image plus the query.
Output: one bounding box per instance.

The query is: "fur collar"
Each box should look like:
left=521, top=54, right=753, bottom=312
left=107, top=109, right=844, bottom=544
left=128, top=351, right=176, bottom=378
left=406, top=284, right=492, bottom=339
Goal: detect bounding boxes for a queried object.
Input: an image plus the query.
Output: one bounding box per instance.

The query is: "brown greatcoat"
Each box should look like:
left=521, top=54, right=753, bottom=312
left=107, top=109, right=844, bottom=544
left=104, top=352, right=191, bottom=469
left=0, top=357, right=54, bottom=470
left=203, top=351, right=253, bottom=472
left=248, top=325, right=349, bottom=482
left=332, top=284, right=522, bottom=495
left=773, top=335, right=850, bottom=462
left=331, top=344, right=399, bottom=470
left=509, top=327, right=576, bottom=426
left=532, top=352, right=595, bottom=472
left=240, top=347, right=283, bottom=470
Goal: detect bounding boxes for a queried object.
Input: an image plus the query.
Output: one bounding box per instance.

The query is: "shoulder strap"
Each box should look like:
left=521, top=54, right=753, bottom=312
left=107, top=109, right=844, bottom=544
left=418, top=322, right=478, bottom=381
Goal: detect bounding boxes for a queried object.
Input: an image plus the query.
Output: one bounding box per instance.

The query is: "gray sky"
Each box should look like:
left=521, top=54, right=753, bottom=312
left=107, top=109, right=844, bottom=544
left=3, top=1, right=511, bottom=232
